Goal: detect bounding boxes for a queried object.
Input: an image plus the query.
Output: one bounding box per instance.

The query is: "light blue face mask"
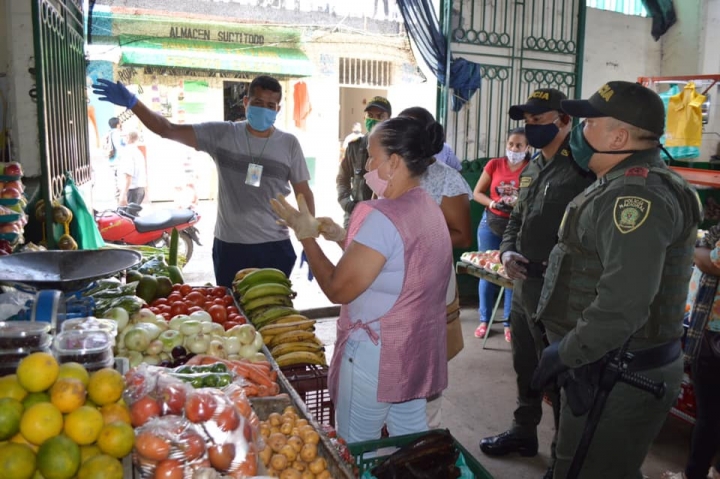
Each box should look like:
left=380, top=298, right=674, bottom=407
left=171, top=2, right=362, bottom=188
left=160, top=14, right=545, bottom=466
left=246, top=105, right=278, bottom=132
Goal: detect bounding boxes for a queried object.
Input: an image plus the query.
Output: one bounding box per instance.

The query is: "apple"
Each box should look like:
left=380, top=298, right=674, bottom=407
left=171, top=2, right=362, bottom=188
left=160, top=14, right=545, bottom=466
left=3, top=163, right=22, bottom=177
left=1, top=187, right=21, bottom=199
left=4, top=181, right=23, bottom=192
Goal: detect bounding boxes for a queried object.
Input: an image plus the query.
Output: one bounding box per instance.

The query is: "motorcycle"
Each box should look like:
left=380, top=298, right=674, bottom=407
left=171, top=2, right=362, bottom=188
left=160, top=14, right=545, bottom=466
left=95, top=204, right=202, bottom=262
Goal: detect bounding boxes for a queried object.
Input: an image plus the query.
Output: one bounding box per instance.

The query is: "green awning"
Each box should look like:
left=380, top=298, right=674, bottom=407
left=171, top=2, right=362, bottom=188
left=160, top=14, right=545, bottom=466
left=119, top=37, right=313, bottom=77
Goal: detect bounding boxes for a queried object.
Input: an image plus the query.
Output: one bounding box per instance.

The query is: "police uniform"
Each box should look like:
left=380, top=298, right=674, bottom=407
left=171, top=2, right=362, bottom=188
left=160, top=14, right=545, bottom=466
left=534, top=82, right=702, bottom=479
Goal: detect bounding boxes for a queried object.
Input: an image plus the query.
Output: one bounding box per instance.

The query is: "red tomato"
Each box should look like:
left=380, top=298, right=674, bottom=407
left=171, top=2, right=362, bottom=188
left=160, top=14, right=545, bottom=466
left=171, top=284, right=182, bottom=292
left=154, top=459, right=184, bottom=479
left=204, top=301, right=215, bottom=310
left=187, top=306, right=202, bottom=314
left=167, top=293, right=182, bottom=303
left=179, top=284, right=193, bottom=297
left=226, top=306, right=239, bottom=315
left=227, top=313, right=240, bottom=323
left=223, top=321, right=240, bottom=331
left=149, top=307, right=160, bottom=315
left=130, top=396, right=162, bottom=427
left=152, top=298, right=169, bottom=307
left=208, top=304, right=228, bottom=324
left=212, top=286, right=227, bottom=297
left=222, top=295, right=234, bottom=307
left=208, top=444, right=236, bottom=472
left=213, top=298, right=225, bottom=306
left=161, top=312, right=171, bottom=321
left=179, top=432, right=206, bottom=461
left=185, top=391, right=217, bottom=423
left=158, top=383, right=187, bottom=416
left=215, top=406, right=240, bottom=432
left=170, top=301, right=189, bottom=317
left=135, top=431, right=171, bottom=461
left=185, top=291, right=206, bottom=307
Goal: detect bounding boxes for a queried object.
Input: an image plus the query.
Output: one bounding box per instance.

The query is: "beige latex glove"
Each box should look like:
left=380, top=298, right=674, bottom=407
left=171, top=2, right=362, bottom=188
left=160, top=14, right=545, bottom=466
left=270, top=193, right=320, bottom=240
left=317, top=217, right=347, bottom=242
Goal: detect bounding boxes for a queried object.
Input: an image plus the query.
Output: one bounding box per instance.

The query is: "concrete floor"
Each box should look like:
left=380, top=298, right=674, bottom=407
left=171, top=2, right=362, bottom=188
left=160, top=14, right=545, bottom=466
left=173, top=200, right=693, bottom=479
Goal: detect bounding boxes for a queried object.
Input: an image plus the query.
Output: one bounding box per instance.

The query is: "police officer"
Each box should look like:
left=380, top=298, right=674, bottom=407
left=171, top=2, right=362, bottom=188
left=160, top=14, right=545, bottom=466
left=336, top=96, right=391, bottom=228
left=480, top=89, right=595, bottom=478
left=532, top=81, right=701, bottom=479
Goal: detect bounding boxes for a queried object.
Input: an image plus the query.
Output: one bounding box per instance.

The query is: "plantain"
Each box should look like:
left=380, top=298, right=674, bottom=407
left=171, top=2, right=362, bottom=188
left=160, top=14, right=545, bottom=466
left=241, top=283, right=296, bottom=304
left=274, top=350, right=327, bottom=368
left=243, top=295, right=294, bottom=315
left=258, top=319, right=316, bottom=336
left=251, top=306, right=301, bottom=329
left=270, top=341, right=325, bottom=358
left=272, top=314, right=311, bottom=324
left=234, top=267, right=260, bottom=282
left=234, top=268, right=290, bottom=295
left=267, top=330, right=318, bottom=349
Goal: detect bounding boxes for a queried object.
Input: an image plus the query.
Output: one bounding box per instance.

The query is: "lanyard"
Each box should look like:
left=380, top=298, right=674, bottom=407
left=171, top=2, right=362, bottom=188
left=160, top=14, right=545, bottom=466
left=244, top=126, right=271, bottom=163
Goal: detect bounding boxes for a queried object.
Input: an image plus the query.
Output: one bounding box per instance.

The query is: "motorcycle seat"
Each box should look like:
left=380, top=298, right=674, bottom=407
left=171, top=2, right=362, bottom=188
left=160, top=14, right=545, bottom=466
left=134, top=209, right=195, bottom=233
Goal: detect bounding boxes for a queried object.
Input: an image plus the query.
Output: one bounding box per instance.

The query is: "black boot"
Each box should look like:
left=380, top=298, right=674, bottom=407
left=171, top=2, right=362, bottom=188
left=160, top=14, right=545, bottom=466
left=479, top=430, right=538, bottom=457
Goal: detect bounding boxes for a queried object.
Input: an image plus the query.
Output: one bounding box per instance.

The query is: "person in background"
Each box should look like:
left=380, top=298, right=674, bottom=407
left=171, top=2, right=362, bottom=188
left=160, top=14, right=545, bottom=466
left=663, top=223, right=720, bottom=479
left=399, top=106, right=472, bottom=429
left=479, top=89, right=594, bottom=479
left=337, top=96, right=391, bottom=228
left=435, top=141, right=463, bottom=171
left=93, top=75, right=315, bottom=287
left=107, top=117, right=125, bottom=201
left=531, top=81, right=700, bottom=479
left=118, top=131, right=147, bottom=206
left=472, top=128, right=530, bottom=343
left=271, top=116, right=452, bottom=443
left=341, top=122, right=363, bottom=160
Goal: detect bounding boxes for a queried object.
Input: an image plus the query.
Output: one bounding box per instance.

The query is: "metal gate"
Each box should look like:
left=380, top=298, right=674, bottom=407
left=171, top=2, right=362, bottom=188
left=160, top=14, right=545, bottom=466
left=442, top=0, right=586, bottom=161
left=32, top=0, right=91, bottom=204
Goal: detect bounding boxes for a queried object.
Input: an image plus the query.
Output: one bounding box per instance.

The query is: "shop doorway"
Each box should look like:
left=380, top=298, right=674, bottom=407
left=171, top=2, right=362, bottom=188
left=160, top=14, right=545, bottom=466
left=223, top=81, right=249, bottom=121
left=338, top=86, right=387, bottom=155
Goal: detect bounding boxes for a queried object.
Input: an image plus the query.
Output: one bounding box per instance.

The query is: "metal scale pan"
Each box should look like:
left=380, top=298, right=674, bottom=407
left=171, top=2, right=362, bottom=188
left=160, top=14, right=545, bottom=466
left=0, top=250, right=142, bottom=291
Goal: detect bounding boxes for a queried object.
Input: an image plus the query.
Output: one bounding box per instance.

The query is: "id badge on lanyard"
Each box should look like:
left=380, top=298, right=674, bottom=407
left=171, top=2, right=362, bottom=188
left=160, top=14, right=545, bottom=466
left=246, top=163, right=263, bottom=187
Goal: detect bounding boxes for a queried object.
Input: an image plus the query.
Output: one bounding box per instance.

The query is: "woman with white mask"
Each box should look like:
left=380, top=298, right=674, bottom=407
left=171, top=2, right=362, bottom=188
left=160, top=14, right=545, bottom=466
left=472, top=128, right=530, bottom=342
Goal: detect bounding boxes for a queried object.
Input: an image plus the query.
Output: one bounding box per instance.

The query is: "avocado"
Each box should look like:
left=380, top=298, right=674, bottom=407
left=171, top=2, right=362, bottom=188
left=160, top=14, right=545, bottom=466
left=126, top=270, right=142, bottom=284
left=136, top=275, right=159, bottom=305
left=155, top=276, right=173, bottom=299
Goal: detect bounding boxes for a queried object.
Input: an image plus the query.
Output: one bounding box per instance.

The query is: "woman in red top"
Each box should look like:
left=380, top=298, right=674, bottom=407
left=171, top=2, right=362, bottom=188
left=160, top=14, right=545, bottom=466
left=472, top=128, right=530, bottom=342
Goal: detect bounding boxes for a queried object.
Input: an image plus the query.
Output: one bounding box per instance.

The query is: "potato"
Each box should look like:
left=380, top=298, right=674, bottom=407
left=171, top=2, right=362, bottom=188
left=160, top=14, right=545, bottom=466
left=280, top=469, right=302, bottom=479
left=308, top=457, right=327, bottom=475
left=291, top=427, right=300, bottom=437
left=259, top=445, right=273, bottom=466
left=299, top=443, right=317, bottom=462
left=282, top=412, right=297, bottom=425
left=280, top=421, right=294, bottom=435
left=268, top=412, right=283, bottom=427
left=302, top=430, right=320, bottom=445
left=295, top=419, right=309, bottom=428
left=301, top=470, right=316, bottom=479
left=291, top=460, right=306, bottom=472
left=268, top=432, right=288, bottom=453
left=271, top=453, right=289, bottom=471
left=270, top=426, right=282, bottom=435
left=279, top=444, right=297, bottom=462
left=299, top=425, right=315, bottom=436
left=259, top=423, right=271, bottom=438
left=283, top=405, right=298, bottom=416
left=315, top=471, right=331, bottom=479
left=287, top=435, right=304, bottom=453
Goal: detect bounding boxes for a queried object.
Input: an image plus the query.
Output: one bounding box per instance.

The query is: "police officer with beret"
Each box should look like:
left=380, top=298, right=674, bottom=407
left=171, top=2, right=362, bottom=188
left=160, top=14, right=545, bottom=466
left=531, top=81, right=702, bottom=478
left=480, top=89, right=594, bottom=478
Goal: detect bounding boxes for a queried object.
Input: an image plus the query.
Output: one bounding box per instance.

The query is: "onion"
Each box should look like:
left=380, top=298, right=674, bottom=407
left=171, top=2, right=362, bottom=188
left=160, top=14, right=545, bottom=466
left=134, top=322, right=162, bottom=341
left=251, top=331, right=264, bottom=352
left=207, top=339, right=226, bottom=359
left=127, top=350, right=144, bottom=368
left=227, top=324, right=256, bottom=346
left=146, top=339, right=163, bottom=356
left=179, top=320, right=202, bottom=336
left=189, top=310, right=212, bottom=323
left=143, top=354, right=161, bottom=366
left=159, top=330, right=184, bottom=352
left=185, top=333, right=210, bottom=354
left=169, top=314, right=191, bottom=331
left=224, top=336, right=242, bottom=355
left=131, top=308, right=158, bottom=324
left=250, top=352, right=267, bottom=363
left=124, top=326, right=151, bottom=352
left=238, top=343, right=258, bottom=359
left=102, top=307, right=129, bottom=331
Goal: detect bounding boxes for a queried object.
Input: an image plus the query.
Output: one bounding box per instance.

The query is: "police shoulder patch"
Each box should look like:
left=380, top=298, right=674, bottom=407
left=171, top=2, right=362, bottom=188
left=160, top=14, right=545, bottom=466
left=613, top=196, right=651, bottom=234
left=520, top=176, right=532, bottom=188
left=625, top=167, right=649, bottom=178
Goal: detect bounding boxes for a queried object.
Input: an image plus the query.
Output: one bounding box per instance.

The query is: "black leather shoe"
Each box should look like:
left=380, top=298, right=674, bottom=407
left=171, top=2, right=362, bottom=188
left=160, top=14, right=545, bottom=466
left=479, top=430, right=538, bottom=457
left=543, top=465, right=554, bottom=479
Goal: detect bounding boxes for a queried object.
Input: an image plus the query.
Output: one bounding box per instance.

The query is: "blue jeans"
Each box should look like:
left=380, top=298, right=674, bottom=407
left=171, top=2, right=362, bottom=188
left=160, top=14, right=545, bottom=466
left=212, top=237, right=296, bottom=288
left=477, top=212, right=511, bottom=327
left=335, top=339, right=428, bottom=443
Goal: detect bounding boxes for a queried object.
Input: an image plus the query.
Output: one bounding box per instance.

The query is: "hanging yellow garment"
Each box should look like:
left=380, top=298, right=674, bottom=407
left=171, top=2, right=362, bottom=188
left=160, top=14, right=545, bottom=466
left=665, top=82, right=706, bottom=147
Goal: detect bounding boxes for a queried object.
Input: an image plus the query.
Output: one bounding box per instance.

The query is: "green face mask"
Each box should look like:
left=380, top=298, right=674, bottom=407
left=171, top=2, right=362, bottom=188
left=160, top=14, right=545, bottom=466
left=569, top=121, right=639, bottom=172
left=365, top=118, right=380, bottom=133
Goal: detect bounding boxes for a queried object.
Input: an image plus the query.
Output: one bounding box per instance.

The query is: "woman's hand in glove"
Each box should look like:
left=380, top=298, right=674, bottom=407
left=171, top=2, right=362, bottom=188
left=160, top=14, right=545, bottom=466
left=317, top=217, right=347, bottom=243
left=91, top=79, right=138, bottom=109
left=270, top=194, right=320, bottom=240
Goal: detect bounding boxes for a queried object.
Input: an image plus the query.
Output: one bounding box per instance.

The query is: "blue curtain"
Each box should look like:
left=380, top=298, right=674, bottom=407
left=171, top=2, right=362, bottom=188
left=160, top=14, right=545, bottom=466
left=396, top=0, right=481, bottom=112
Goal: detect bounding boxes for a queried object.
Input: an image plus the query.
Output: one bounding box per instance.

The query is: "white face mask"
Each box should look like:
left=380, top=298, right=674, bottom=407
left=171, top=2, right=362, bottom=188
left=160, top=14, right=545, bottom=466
left=506, top=150, right=527, bottom=165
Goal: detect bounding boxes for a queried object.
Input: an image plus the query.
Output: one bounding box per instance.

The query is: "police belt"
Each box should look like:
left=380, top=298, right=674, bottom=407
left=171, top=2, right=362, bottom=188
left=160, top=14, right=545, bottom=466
left=625, top=339, right=681, bottom=373
left=524, top=261, right=546, bottom=279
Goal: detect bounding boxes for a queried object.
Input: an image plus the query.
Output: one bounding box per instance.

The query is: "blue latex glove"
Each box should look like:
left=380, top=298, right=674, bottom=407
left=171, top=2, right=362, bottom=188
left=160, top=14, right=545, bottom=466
left=91, top=79, right=138, bottom=109
left=300, top=251, right=314, bottom=281
left=531, top=342, right=569, bottom=391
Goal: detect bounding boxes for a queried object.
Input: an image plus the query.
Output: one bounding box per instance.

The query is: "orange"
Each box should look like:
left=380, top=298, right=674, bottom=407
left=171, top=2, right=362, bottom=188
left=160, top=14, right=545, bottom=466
left=76, top=454, right=123, bottom=479
left=0, top=375, right=28, bottom=401
left=63, top=406, right=103, bottom=445
left=19, top=402, right=63, bottom=446
left=17, top=353, right=59, bottom=393
left=10, top=432, right=39, bottom=452
left=86, top=369, right=124, bottom=406
left=36, top=434, right=81, bottom=479
left=79, top=444, right=101, bottom=464
left=49, top=378, right=86, bottom=413
left=96, top=421, right=134, bottom=459
left=22, top=392, right=50, bottom=409
left=0, top=397, right=23, bottom=441
left=57, top=362, right=90, bottom=387
left=99, top=402, right=131, bottom=425
left=0, top=442, right=36, bottom=479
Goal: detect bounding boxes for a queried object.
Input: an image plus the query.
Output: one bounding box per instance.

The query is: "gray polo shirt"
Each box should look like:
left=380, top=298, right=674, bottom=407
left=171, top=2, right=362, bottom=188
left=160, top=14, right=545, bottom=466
left=194, top=121, right=310, bottom=244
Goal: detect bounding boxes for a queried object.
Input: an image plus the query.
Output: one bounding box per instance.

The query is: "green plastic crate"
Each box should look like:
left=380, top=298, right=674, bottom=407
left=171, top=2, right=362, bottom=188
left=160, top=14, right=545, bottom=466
left=348, top=429, right=494, bottom=478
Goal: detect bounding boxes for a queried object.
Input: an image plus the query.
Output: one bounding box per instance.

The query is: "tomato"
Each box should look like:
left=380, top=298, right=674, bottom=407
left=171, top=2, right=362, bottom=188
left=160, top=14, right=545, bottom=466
left=158, top=383, right=187, bottom=416
left=172, top=284, right=182, bottom=292
left=212, top=286, right=227, bottom=297
left=222, top=295, right=234, bottom=307
left=185, top=391, right=217, bottom=423
left=135, top=431, right=171, bottom=461
left=185, top=291, right=206, bottom=307
left=215, top=406, right=240, bottom=432
left=167, top=293, right=182, bottom=303
left=130, top=396, right=162, bottom=427
left=179, top=432, right=206, bottom=461
left=161, top=312, right=171, bottom=321
left=179, top=284, right=193, bottom=297
left=226, top=306, right=239, bottom=315
left=213, top=298, right=225, bottom=306
left=208, top=304, right=228, bottom=324
left=170, top=301, right=189, bottom=317
left=154, top=459, right=184, bottom=479
left=187, top=306, right=202, bottom=314
left=153, top=298, right=169, bottom=307
left=223, top=321, right=240, bottom=331
left=149, top=307, right=160, bottom=314
left=160, top=304, right=172, bottom=313
left=204, top=301, right=215, bottom=310
left=208, top=444, right=236, bottom=472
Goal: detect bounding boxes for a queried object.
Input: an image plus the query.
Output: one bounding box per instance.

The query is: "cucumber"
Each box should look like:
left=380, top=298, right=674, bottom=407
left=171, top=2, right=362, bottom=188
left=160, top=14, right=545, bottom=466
left=169, top=228, right=179, bottom=267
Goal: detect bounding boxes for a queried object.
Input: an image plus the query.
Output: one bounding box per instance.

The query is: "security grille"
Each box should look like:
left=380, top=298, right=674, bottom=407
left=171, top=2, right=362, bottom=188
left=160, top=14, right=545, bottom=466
left=339, top=58, right=392, bottom=87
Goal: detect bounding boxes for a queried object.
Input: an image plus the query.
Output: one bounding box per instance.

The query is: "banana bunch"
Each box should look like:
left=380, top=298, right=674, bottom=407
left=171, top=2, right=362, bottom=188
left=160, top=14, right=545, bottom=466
left=258, top=315, right=327, bottom=367
left=233, top=268, right=299, bottom=327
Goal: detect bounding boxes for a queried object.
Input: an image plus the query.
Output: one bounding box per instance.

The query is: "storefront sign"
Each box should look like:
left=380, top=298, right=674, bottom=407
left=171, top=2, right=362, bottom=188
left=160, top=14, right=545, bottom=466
left=169, top=26, right=264, bottom=45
